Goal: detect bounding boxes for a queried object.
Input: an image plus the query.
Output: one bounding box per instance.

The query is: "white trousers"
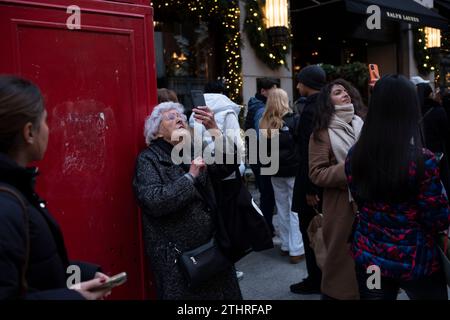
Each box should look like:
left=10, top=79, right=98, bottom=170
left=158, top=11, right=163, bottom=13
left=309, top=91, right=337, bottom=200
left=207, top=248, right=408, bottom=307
left=271, top=176, right=304, bottom=256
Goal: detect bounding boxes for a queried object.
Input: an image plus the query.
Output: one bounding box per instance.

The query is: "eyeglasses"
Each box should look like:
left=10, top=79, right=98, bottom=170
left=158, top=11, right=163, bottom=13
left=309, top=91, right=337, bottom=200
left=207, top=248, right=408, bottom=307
left=163, top=112, right=187, bottom=122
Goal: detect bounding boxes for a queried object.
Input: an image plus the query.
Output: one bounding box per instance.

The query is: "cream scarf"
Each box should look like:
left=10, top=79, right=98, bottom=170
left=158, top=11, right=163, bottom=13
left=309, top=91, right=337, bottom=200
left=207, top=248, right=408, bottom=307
left=328, top=104, right=364, bottom=163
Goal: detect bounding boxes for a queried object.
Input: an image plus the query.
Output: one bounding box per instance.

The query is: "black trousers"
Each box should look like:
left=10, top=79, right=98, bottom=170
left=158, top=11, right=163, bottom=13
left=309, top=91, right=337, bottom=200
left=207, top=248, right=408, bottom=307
left=298, top=205, right=322, bottom=286
left=250, top=164, right=275, bottom=235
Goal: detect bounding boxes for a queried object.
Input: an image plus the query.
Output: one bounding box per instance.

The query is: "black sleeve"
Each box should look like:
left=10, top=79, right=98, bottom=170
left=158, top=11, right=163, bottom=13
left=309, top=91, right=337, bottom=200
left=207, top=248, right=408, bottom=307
left=436, top=108, right=449, bottom=150
left=0, top=195, right=85, bottom=300
left=70, top=261, right=101, bottom=282
left=0, top=194, right=28, bottom=300
left=298, top=107, right=319, bottom=195
left=133, top=152, right=198, bottom=218
left=206, top=135, right=239, bottom=180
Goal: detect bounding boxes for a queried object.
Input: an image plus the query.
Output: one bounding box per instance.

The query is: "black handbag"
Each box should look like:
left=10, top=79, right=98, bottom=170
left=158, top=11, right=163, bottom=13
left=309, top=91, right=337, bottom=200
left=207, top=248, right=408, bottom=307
left=177, top=238, right=232, bottom=289
left=167, top=176, right=232, bottom=289
left=214, top=169, right=274, bottom=263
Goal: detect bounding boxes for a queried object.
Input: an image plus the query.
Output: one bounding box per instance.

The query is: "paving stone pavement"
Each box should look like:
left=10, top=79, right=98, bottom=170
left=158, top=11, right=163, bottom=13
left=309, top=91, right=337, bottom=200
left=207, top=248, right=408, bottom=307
left=237, top=175, right=320, bottom=300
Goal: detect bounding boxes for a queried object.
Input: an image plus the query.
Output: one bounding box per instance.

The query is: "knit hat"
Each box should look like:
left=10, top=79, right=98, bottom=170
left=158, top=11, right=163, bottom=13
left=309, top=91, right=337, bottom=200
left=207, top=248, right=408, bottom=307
left=296, top=65, right=327, bottom=90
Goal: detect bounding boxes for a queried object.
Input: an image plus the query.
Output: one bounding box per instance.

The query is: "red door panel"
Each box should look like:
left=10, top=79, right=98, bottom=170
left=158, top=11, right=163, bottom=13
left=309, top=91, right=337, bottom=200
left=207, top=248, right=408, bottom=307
left=0, top=0, right=157, bottom=299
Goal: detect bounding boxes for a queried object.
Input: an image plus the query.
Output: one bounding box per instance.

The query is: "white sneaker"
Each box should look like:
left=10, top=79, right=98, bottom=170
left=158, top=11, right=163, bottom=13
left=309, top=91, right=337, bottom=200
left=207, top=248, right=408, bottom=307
left=236, top=270, right=244, bottom=280
left=272, top=236, right=282, bottom=246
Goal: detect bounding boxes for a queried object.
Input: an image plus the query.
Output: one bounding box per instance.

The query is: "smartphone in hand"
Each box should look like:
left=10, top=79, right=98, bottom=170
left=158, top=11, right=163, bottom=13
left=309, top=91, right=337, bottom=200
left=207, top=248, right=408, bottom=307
left=368, top=64, right=380, bottom=87
left=191, top=90, right=206, bottom=108
left=92, top=272, right=127, bottom=291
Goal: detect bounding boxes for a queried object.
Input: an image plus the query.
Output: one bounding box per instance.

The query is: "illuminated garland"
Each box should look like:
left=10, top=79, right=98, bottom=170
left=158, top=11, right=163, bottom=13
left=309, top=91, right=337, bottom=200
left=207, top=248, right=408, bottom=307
left=243, top=0, right=290, bottom=70
left=152, top=0, right=242, bottom=103
left=413, top=28, right=439, bottom=75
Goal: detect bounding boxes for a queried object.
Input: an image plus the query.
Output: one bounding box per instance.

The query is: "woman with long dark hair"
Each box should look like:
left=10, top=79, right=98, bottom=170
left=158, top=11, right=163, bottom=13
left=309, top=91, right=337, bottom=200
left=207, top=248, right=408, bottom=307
left=0, top=75, right=112, bottom=299
left=346, top=74, right=449, bottom=299
left=309, top=79, right=364, bottom=299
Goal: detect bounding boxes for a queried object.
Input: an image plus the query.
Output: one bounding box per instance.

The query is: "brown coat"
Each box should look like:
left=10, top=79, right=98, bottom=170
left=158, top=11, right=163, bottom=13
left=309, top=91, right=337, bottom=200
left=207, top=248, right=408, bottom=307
left=309, top=130, right=359, bottom=300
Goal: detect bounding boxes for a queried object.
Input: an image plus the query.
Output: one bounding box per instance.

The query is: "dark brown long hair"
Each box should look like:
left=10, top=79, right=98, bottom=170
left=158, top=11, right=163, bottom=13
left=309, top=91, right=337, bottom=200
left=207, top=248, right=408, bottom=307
left=313, top=78, right=355, bottom=140
left=0, top=75, right=45, bottom=153
left=157, top=88, right=178, bottom=103
left=350, top=74, right=425, bottom=202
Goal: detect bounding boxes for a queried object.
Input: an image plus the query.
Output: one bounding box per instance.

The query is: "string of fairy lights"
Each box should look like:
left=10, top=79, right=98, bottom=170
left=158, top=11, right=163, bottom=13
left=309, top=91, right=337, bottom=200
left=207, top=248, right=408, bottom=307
left=152, top=0, right=241, bottom=102
left=414, top=28, right=439, bottom=75
left=151, top=0, right=289, bottom=102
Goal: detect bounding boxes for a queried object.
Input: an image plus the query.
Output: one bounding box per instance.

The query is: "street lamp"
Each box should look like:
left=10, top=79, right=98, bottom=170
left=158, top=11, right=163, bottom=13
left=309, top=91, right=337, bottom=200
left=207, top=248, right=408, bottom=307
left=265, top=0, right=290, bottom=47
left=424, top=27, right=441, bottom=48
left=424, top=27, right=442, bottom=86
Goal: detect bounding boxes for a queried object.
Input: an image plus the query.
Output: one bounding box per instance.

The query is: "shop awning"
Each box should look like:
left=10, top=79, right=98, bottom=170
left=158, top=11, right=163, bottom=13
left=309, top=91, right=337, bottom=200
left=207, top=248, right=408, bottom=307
left=435, top=0, right=450, bottom=11
left=345, top=0, right=448, bottom=29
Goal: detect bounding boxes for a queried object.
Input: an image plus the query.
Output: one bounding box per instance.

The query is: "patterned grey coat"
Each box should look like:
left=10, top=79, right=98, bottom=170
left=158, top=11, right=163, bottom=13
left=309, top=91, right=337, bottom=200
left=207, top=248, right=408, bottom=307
left=133, top=141, right=242, bottom=300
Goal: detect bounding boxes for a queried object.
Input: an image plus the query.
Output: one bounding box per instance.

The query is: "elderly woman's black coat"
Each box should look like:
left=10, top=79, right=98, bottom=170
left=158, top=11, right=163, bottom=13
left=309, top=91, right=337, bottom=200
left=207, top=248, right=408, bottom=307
left=0, top=153, right=99, bottom=300
left=133, top=139, right=242, bottom=300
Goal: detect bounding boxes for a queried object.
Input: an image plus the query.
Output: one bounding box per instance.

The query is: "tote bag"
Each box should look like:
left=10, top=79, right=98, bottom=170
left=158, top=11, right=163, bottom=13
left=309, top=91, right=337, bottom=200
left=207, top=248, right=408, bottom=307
left=307, top=208, right=327, bottom=271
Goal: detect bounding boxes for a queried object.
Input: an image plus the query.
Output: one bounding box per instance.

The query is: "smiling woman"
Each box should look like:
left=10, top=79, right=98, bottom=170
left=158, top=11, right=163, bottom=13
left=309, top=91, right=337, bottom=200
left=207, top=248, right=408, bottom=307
left=308, top=78, right=364, bottom=300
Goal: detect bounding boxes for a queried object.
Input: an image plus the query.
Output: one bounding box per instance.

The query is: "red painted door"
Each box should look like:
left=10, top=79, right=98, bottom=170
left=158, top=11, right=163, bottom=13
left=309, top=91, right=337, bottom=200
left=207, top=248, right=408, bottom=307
left=0, top=0, right=157, bottom=299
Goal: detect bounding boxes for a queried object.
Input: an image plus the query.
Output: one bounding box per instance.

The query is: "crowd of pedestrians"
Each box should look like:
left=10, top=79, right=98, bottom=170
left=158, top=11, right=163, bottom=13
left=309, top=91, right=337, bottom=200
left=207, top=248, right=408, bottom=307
left=1, top=66, right=449, bottom=300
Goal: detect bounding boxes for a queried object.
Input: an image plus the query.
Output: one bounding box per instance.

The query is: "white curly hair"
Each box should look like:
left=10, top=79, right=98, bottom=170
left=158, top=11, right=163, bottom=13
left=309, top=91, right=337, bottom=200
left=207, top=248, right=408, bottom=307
left=144, top=102, right=185, bottom=145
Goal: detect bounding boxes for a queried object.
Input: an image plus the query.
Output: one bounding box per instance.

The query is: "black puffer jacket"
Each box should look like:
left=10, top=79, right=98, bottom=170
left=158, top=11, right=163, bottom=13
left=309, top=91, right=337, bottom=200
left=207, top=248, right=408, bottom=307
left=292, top=93, right=322, bottom=213
left=0, top=153, right=99, bottom=300
left=262, top=113, right=300, bottom=177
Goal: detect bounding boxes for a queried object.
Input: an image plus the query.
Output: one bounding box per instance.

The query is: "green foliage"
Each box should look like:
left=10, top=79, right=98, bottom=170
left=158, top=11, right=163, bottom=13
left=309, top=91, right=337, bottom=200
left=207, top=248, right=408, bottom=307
left=152, top=0, right=242, bottom=102
left=337, top=62, right=370, bottom=90
left=321, top=62, right=369, bottom=104
left=321, top=62, right=369, bottom=89
left=243, top=0, right=290, bottom=70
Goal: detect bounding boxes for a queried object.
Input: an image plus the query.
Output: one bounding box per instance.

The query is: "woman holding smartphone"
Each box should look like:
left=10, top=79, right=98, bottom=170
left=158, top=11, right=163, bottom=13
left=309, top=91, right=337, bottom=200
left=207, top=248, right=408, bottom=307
left=346, top=75, right=449, bottom=299
left=0, top=75, right=111, bottom=300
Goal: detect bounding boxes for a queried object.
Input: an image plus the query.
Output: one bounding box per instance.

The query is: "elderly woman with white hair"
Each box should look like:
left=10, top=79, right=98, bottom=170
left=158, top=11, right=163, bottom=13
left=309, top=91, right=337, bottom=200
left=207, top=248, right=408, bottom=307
left=133, top=102, right=242, bottom=300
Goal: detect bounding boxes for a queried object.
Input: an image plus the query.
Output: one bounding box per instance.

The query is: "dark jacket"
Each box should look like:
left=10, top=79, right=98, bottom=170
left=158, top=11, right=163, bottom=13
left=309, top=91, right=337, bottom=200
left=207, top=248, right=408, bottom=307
left=421, top=98, right=450, bottom=193
left=245, top=93, right=266, bottom=131
left=346, top=148, right=450, bottom=280
left=0, top=153, right=99, bottom=300
left=262, top=113, right=300, bottom=177
left=133, top=140, right=242, bottom=300
left=292, top=93, right=322, bottom=213
left=293, top=97, right=307, bottom=116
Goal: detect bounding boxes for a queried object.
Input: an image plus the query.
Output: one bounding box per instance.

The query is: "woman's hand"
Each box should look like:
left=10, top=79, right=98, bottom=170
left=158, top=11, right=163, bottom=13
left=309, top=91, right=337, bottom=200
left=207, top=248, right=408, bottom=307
left=189, top=156, right=206, bottom=178
left=70, top=276, right=112, bottom=300
left=306, top=194, right=320, bottom=207
left=193, top=106, right=218, bottom=130
left=94, top=271, right=109, bottom=280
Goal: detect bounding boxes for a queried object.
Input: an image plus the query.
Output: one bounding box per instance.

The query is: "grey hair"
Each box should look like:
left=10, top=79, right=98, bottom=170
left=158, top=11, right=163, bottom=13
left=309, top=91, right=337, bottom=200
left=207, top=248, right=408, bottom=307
left=144, top=101, right=185, bottom=145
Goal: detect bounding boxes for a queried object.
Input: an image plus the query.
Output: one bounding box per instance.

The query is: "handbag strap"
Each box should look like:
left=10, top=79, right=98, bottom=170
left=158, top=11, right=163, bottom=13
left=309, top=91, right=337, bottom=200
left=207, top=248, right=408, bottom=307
left=313, top=205, right=321, bottom=216
left=0, top=184, right=30, bottom=295
left=162, top=176, right=219, bottom=259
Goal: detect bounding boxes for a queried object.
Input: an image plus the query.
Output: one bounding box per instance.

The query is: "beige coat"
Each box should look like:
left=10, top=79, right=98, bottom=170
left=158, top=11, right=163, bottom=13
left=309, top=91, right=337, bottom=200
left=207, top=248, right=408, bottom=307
left=309, top=130, right=359, bottom=300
